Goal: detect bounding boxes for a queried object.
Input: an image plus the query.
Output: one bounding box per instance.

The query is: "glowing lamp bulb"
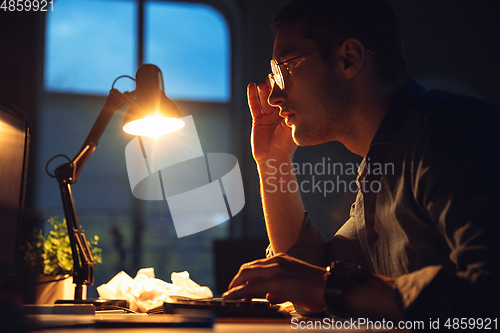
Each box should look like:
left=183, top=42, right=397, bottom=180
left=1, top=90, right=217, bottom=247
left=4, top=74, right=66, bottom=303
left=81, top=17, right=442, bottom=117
left=123, top=116, right=185, bottom=138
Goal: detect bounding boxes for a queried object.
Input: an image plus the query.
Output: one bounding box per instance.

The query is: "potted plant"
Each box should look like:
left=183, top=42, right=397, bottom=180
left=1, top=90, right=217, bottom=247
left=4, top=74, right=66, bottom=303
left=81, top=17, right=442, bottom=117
left=24, top=217, right=102, bottom=304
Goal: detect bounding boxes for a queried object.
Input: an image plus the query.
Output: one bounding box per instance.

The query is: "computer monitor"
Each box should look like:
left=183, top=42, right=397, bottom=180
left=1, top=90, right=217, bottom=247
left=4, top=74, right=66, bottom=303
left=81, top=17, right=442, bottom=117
left=0, top=100, right=31, bottom=265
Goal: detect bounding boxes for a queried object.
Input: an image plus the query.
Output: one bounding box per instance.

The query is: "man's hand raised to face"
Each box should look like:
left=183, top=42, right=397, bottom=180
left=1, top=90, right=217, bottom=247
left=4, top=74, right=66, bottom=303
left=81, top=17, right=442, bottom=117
left=248, top=81, right=297, bottom=165
left=222, top=253, right=328, bottom=313
left=247, top=80, right=306, bottom=255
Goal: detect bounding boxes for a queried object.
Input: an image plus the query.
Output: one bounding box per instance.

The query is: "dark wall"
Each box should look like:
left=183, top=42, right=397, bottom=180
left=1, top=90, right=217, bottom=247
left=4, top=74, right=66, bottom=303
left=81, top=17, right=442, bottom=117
left=0, top=11, right=43, bottom=111
left=390, top=0, right=500, bottom=105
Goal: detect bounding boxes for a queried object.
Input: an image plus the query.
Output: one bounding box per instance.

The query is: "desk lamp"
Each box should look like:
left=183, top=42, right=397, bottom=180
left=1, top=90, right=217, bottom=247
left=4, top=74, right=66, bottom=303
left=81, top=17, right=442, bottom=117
left=50, top=64, right=185, bottom=303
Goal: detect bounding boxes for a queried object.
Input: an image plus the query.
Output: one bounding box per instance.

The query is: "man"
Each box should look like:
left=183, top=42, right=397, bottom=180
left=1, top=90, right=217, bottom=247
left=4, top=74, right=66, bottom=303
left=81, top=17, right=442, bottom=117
left=223, top=0, right=500, bottom=322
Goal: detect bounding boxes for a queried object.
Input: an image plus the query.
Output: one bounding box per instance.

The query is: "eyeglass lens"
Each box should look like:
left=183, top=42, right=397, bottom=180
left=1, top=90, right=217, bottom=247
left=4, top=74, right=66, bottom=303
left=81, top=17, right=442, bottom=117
left=270, top=59, right=285, bottom=90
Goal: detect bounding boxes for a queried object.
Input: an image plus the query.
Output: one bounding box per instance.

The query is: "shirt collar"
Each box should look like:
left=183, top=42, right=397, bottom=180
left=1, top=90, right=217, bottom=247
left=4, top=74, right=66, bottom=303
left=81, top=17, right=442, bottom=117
left=369, top=80, right=427, bottom=147
left=358, top=81, right=426, bottom=178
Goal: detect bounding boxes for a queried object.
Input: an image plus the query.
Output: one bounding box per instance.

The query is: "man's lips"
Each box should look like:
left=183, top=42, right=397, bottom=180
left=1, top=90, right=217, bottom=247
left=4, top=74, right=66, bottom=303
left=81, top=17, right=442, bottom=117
left=279, top=110, right=293, bottom=118
left=284, top=114, right=295, bottom=127
left=279, top=110, right=295, bottom=127
left=280, top=110, right=294, bottom=123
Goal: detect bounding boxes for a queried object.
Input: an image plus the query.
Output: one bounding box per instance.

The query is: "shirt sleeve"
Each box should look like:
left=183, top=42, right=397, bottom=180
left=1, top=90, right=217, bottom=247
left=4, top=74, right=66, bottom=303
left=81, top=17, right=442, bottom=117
left=266, top=212, right=327, bottom=267
left=396, top=265, right=499, bottom=319
left=264, top=212, right=329, bottom=317
left=395, top=100, right=500, bottom=320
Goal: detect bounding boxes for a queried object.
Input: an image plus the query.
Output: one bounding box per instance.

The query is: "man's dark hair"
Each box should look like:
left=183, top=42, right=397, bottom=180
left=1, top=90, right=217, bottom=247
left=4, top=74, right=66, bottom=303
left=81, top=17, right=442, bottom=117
left=272, top=0, right=409, bottom=84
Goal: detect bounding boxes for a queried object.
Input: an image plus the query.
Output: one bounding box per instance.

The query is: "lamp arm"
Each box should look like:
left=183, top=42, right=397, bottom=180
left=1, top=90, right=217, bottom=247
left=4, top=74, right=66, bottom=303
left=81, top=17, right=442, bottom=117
left=72, top=89, right=135, bottom=183
left=54, top=88, right=135, bottom=300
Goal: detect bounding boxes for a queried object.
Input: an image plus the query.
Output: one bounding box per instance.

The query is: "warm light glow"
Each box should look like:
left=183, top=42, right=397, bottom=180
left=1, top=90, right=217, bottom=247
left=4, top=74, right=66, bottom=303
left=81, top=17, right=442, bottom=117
left=123, top=116, right=185, bottom=138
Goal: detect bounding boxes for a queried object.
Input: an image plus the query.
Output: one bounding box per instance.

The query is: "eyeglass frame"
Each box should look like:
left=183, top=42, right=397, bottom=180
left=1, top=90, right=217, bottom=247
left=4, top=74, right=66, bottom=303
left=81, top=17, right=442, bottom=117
left=269, top=41, right=374, bottom=90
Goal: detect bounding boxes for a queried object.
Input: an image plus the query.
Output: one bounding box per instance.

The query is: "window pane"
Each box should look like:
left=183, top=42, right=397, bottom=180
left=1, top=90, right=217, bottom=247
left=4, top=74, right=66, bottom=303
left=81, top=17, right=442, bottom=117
left=45, top=0, right=137, bottom=94
left=145, top=1, right=230, bottom=102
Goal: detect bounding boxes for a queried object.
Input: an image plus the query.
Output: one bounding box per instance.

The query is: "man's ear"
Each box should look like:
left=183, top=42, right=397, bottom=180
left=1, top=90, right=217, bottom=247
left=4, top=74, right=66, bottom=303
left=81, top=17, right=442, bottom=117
left=336, top=38, right=365, bottom=80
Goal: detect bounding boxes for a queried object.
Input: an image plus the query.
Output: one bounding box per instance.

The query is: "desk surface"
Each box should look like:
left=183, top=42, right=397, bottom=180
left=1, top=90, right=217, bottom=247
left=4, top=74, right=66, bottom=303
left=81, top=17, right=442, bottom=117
left=28, top=314, right=403, bottom=332
left=37, top=323, right=293, bottom=333
left=33, top=322, right=396, bottom=333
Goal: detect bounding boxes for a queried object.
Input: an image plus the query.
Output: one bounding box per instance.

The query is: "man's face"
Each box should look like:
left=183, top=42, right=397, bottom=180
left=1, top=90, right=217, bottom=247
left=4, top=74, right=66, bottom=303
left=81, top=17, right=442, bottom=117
left=268, top=20, right=353, bottom=147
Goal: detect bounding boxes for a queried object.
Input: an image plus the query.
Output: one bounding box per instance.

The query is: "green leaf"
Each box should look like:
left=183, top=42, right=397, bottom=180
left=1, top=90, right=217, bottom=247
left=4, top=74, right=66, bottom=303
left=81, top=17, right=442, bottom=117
left=50, top=237, right=60, bottom=246
left=43, top=265, right=54, bottom=275
left=25, top=216, right=103, bottom=276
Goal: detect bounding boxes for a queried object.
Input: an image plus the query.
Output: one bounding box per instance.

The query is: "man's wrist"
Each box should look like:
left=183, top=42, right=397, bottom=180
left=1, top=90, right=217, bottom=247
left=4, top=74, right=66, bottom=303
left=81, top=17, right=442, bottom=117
left=257, top=157, right=294, bottom=175
left=324, top=261, right=365, bottom=317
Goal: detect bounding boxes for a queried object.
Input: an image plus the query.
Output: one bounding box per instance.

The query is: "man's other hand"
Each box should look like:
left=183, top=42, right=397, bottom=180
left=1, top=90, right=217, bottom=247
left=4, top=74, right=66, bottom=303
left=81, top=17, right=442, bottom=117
left=222, top=253, right=327, bottom=313
left=223, top=253, right=405, bottom=321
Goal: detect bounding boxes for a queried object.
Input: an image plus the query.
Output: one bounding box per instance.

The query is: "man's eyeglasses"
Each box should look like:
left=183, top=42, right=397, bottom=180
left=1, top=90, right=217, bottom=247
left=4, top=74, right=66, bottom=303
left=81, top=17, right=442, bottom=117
left=268, top=41, right=374, bottom=91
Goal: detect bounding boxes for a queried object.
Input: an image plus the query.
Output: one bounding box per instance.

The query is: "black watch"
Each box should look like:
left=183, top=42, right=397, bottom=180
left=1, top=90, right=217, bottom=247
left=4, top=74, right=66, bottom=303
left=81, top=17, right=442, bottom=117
left=324, top=260, right=365, bottom=317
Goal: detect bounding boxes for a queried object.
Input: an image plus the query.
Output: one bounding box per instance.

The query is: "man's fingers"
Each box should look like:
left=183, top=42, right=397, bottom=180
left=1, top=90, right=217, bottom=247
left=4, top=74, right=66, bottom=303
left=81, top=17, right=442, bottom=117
left=247, top=81, right=278, bottom=120
left=228, top=263, right=283, bottom=290
left=223, top=254, right=328, bottom=313
left=223, top=277, right=287, bottom=301
left=257, top=82, right=276, bottom=115
left=266, top=293, right=287, bottom=305
left=227, top=254, right=302, bottom=290
left=247, top=82, right=264, bottom=119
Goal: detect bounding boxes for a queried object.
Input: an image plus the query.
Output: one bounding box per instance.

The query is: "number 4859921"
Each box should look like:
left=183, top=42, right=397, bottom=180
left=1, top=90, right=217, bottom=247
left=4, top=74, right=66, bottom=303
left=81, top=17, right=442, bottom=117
left=1, top=0, right=53, bottom=12
left=444, top=318, right=497, bottom=330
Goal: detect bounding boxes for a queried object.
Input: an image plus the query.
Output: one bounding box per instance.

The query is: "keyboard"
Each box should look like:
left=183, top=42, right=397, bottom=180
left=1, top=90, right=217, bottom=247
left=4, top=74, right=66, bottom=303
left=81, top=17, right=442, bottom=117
left=147, top=297, right=291, bottom=318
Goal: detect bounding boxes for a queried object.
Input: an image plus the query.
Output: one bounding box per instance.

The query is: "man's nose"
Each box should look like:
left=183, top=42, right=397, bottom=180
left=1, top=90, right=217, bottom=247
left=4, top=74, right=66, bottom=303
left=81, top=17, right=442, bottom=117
left=267, top=83, right=286, bottom=109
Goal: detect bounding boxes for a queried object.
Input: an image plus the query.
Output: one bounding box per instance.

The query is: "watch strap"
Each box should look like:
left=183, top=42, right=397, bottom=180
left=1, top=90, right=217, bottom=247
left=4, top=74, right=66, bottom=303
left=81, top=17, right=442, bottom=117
left=324, top=260, right=364, bottom=317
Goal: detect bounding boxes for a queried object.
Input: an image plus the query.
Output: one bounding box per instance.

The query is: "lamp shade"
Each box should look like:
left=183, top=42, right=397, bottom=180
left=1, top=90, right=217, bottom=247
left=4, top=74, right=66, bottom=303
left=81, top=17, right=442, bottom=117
left=123, top=64, right=185, bottom=138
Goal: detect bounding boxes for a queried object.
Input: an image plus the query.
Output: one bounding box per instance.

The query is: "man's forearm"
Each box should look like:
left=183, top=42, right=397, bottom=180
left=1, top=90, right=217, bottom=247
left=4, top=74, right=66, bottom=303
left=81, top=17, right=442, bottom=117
left=258, top=157, right=305, bottom=254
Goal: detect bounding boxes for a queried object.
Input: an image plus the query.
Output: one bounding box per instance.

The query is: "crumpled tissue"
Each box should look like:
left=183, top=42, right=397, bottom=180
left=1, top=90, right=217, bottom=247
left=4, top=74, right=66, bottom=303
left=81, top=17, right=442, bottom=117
left=97, top=268, right=213, bottom=312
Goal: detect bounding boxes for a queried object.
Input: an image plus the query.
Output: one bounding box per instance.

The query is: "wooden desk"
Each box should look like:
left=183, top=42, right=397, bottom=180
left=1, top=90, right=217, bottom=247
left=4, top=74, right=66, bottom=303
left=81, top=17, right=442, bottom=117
left=36, top=322, right=295, bottom=333
left=28, top=314, right=402, bottom=332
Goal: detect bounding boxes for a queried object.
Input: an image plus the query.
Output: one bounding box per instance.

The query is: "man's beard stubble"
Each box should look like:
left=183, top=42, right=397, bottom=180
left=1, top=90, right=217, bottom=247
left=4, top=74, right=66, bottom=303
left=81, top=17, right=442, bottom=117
left=292, top=74, right=352, bottom=147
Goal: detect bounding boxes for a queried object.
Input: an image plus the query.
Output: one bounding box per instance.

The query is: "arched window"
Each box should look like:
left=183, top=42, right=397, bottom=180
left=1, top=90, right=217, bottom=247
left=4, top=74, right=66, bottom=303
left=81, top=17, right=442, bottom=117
left=45, top=0, right=230, bottom=101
